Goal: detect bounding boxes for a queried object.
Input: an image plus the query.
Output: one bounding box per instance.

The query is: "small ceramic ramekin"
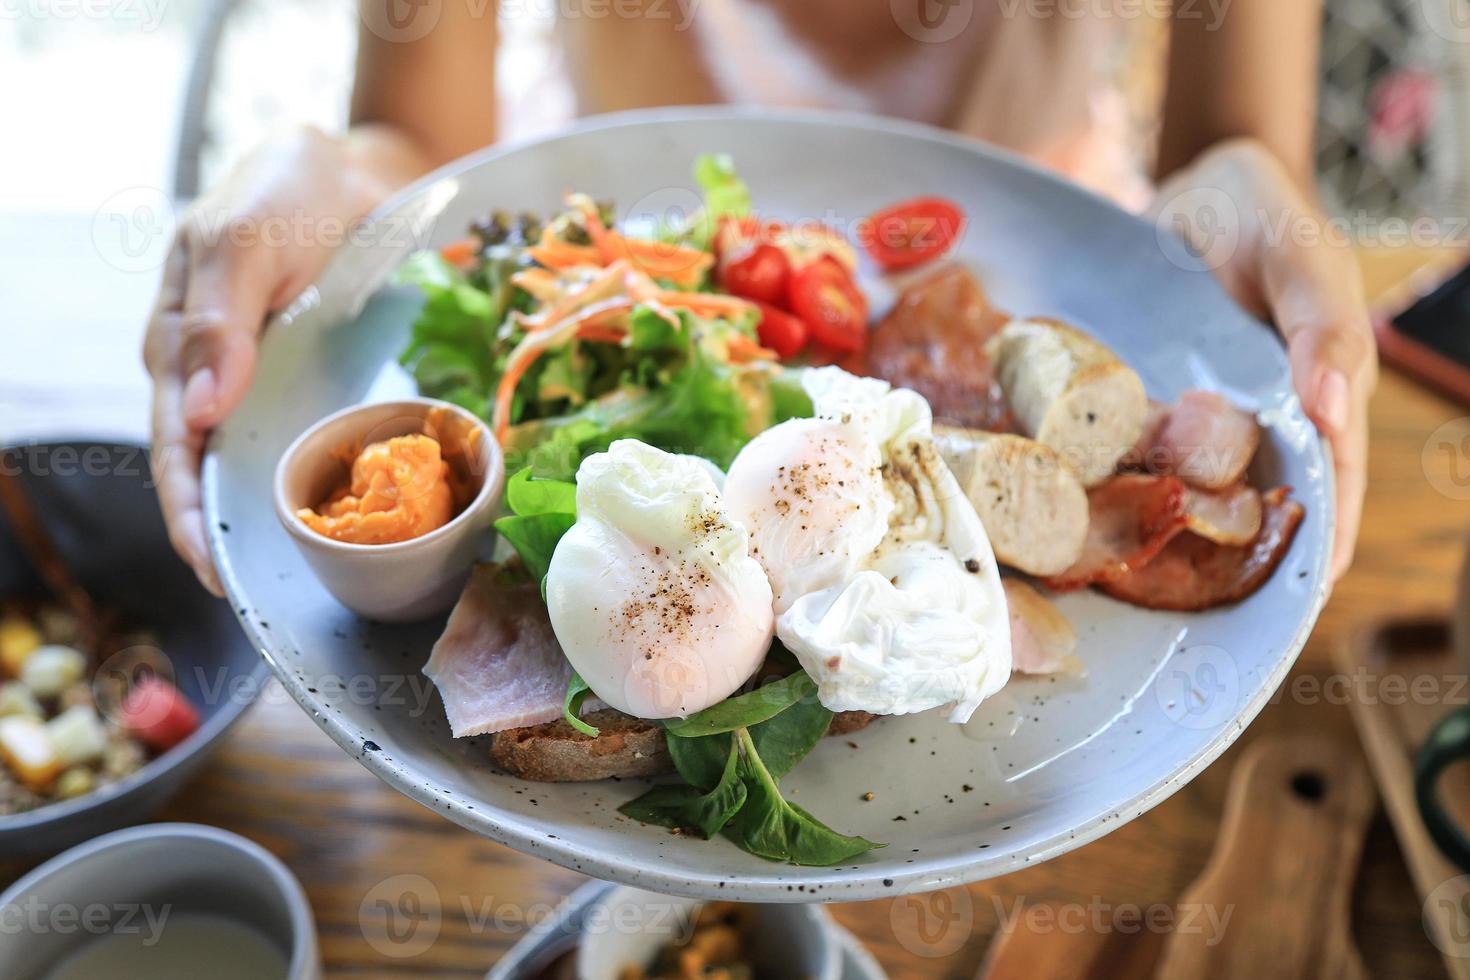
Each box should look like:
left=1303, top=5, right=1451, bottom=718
left=273, top=398, right=504, bottom=622
left=575, top=885, right=840, bottom=980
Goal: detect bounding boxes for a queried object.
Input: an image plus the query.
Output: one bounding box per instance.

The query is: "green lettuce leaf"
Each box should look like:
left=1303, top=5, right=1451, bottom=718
left=493, top=468, right=576, bottom=584
left=688, top=154, right=751, bottom=248
left=507, top=308, right=770, bottom=483
left=395, top=249, right=522, bottom=414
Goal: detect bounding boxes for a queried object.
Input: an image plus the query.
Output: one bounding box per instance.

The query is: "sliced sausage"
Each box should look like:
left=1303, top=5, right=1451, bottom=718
left=933, top=426, right=1089, bottom=577
left=992, top=317, right=1148, bottom=486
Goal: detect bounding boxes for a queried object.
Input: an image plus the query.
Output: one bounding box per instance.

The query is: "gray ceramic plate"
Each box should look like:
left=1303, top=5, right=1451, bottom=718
left=202, top=108, right=1332, bottom=902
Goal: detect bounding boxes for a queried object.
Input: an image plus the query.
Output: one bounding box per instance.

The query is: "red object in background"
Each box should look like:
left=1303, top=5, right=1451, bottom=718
left=788, top=256, right=869, bottom=353
left=720, top=242, right=791, bottom=306
left=858, top=197, right=966, bottom=271
left=1368, top=69, right=1436, bottom=161
left=116, top=677, right=201, bottom=752
left=752, top=301, right=808, bottom=358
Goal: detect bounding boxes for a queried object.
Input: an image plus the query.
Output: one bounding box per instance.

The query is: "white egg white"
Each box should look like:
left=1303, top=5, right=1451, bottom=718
left=545, top=440, right=773, bottom=719
left=724, top=367, right=1012, bottom=722
left=720, top=417, right=891, bottom=613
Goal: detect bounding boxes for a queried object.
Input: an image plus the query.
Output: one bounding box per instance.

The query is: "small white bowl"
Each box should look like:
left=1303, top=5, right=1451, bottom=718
left=576, top=886, right=840, bottom=980
left=0, top=822, right=319, bottom=980
left=273, top=398, right=504, bottom=622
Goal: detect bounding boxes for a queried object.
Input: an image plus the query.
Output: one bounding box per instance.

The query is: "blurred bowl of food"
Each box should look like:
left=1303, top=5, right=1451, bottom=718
left=0, top=440, right=268, bottom=857
left=576, top=885, right=839, bottom=980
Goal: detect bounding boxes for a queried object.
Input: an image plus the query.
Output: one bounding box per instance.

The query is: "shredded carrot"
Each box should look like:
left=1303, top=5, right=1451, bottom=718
left=527, top=242, right=601, bottom=271
left=576, top=199, right=627, bottom=266
left=492, top=297, right=637, bottom=441
left=510, top=268, right=561, bottom=303
left=573, top=197, right=712, bottom=287
left=621, top=239, right=713, bottom=286
left=655, top=290, right=756, bottom=318
left=726, top=333, right=779, bottom=363
left=439, top=237, right=479, bottom=268
left=525, top=262, right=628, bottom=334
left=576, top=322, right=629, bottom=345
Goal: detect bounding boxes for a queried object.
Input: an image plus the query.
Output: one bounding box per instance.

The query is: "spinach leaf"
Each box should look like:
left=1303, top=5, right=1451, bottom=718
left=749, top=691, right=832, bottom=779
left=618, top=739, right=747, bottom=839
left=666, top=729, right=733, bottom=791
left=494, top=468, right=577, bottom=584
left=725, top=729, right=880, bottom=867
left=493, top=512, right=575, bottom=585
left=504, top=466, right=577, bottom=516
left=562, top=672, right=598, bottom=738
left=664, top=672, right=817, bottom=738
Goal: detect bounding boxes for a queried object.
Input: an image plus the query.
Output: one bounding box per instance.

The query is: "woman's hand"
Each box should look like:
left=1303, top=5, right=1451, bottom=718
left=143, top=125, right=418, bottom=595
left=1151, top=138, right=1378, bottom=582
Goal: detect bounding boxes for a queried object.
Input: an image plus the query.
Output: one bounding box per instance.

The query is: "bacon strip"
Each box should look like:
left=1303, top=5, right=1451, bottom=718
left=1100, top=487, right=1304, bottom=611
left=1127, top=390, right=1260, bottom=490
left=1043, top=475, right=1188, bottom=592
left=864, top=265, right=1015, bottom=431
left=1004, top=579, right=1078, bottom=675
left=424, top=566, right=574, bottom=737
left=1183, top=483, right=1263, bottom=547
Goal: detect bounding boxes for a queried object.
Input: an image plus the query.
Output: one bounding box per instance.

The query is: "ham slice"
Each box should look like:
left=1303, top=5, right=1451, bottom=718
left=1128, top=390, right=1260, bottom=490
left=865, top=265, right=1015, bottom=431
left=424, top=566, right=573, bottom=737
left=1044, top=475, right=1189, bottom=591
left=1004, top=579, right=1078, bottom=675
left=1100, top=487, right=1304, bottom=611
left=1183, top=483, right=1263, bottom=546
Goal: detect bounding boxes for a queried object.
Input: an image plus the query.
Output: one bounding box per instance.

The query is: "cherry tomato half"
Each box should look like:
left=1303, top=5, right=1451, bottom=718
left=720, top=242, right=791, bottom=306
left=752, top=300, right=809, bottom=358
left=714, top=215, right=779, bottom=257
left=859, top=197, right=965, bottom=271
left=787, top=256, right=869, bottom=353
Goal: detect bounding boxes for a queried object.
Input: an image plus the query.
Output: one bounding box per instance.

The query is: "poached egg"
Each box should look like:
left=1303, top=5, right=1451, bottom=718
left=723, top=367, right=1011, bottom=722
left=545, top=440, right=773, bottom=719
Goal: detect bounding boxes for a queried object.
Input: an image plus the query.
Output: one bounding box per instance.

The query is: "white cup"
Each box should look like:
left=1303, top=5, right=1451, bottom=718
left=0, top=823, right=319, bottom=980
left=273, top=398, right=504, bottom=622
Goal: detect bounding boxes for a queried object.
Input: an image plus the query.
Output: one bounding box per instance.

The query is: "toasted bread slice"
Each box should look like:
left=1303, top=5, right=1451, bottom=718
left=490, top=709, right=878, bottom=782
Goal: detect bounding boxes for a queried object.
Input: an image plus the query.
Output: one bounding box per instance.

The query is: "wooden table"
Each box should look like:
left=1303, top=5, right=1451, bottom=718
left=2, top=221, right=1467, bottom=978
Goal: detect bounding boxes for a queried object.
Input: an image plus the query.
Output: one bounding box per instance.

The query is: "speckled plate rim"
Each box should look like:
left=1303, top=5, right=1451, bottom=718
left=203, top=105, right=1334, bottom=902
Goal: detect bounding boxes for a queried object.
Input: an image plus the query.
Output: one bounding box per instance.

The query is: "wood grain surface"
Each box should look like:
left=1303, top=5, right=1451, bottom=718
left=2, top=236, right=1468, bottom=978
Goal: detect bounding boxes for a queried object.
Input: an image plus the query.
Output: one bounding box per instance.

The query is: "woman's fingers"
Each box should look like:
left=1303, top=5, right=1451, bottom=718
left=178, top=230, right=271, bottom=431
left=150, top=369, right=222, bottom=596
left=143, top=226, right=271, bottom=597
left=1277, top=297, right=1376, bottom=583
left=1252, top=195, right=1378, bottom=582
left=1155, top=139, right=1378, bottom=582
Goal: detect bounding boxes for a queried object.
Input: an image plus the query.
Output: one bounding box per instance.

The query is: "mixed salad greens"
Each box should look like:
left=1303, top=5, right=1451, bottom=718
left=397, top=156, right=962, bottom=865
left=397, top=157, right=816, bottom=484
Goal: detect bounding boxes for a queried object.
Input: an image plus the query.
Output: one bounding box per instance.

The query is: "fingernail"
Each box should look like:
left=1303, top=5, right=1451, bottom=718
left=182, top=366, right=218, bottom=427
left=198, top=566, right=225, bottom=598
left=1315, top=369, right=1349, bottom=434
